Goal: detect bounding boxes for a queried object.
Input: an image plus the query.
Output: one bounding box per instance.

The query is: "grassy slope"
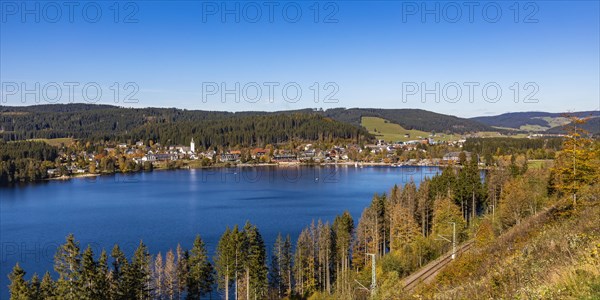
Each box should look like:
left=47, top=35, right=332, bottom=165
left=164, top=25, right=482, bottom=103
left=27, top=138, right=75, bottom=147
left=360, top=117, right=529, bottom=143
left=361, top=117, right=460, bottom=142
left=414, top=194, right=600, bottom=299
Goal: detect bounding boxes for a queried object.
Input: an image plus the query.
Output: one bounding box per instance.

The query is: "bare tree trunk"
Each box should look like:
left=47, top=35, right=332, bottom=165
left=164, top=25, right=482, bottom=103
left=288, top=268, right=291, bottom=297
left=326, top=250, right=330, bottom=294
left=246, top=267, right=249, bottom=300
left=472, top=190, right=476, bottom=223
left=225, top=272, right=229, bottom=300
left=375, top=213, right=379, bottom=257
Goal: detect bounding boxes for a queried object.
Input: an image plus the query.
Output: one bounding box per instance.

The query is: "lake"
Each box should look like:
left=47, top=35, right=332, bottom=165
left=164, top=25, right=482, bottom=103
left=0, top=166, right=440, bottom=296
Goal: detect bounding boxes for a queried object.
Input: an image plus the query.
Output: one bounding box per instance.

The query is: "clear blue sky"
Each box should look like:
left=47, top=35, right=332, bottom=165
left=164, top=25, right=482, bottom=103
left=1, top=1, right=599, bottom=117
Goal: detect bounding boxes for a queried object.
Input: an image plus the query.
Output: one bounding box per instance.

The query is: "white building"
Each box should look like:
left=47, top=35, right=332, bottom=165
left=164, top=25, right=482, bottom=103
left=190, top=138, right=195, bottom=153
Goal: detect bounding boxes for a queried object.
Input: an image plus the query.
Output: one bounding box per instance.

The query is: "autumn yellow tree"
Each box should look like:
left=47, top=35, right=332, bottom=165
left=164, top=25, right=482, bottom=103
left=551, top=117, right=600, bottom=204
left=389, top=203, right=420, bottom=253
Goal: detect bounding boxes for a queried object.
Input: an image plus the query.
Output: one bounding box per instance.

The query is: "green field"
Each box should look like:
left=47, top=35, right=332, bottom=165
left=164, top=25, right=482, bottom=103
left=361, top=117, right=461, bottom=142
left=519, top=124, right=549, bottom=132
left=28, top=138, right=75, bottom=147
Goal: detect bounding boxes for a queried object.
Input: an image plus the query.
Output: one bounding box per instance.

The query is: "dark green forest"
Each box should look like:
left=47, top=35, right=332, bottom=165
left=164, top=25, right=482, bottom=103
left=122, top=113, right=370, bottom=148
left=1, top=104, right=499, bottom=142
left=464, top=137, right=563, bottom=159
left=0, top=141, right=59, bottom=183
left=0, top=105, right=370, bottom=146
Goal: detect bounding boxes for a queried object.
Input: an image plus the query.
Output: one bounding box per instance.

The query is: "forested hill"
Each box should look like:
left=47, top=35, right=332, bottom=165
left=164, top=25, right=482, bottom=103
left=471, top=111, right=600, bottom=133
left=546, top=117, right=600, bottom=135
left=0, top=104, right=496, bottom=141
left=321, top=108, right=495, bottom=134
left=0, top=104, right=371, bottom=146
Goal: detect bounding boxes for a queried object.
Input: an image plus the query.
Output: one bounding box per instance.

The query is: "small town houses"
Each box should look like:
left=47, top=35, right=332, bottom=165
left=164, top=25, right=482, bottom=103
left=43, top=135, right=474, bottom=179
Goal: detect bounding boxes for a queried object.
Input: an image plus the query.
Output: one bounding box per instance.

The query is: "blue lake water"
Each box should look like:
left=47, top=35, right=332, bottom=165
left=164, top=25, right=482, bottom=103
left=0, top=166, right=440, bottom=297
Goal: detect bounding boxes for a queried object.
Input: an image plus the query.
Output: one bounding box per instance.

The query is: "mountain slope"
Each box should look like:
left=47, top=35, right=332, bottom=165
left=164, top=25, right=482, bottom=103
left=413, top=194, right=600, bottom=299
left=547, top=117, right=600, bottom=135
left=0, top=104, right=371, bottom=145
left=323, top=108, right=494, bottom=134
left=472, top=111, right=600, bottom=133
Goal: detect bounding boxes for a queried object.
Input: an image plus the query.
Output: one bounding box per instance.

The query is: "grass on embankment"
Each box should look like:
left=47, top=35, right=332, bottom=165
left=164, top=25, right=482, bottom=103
left=360, top=117, right=460, bottom=143
left=414, top=186, right=600, bottom=299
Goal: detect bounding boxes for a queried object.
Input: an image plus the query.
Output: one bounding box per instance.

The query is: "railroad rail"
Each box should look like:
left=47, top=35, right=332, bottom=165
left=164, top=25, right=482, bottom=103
left=402, top=239, right=475, bottom=292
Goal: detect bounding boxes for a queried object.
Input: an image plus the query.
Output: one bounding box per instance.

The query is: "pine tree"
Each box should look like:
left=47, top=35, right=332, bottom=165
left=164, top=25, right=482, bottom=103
left=97, top=250, right=110, bottom=300
left=54, top=234, right=82, bottom=299
left=243, top=221, right=268, bottom=299
left=40, top=272, right=56, bottom=299
left=110, top=244, right=129, bottom=300
left=80, top=245, right=100, bottom=299
left=432, top=196, right=466, bottom=249
left=354, top=207, right=374, bottom=268
left=332, top=211, right=353, bottom=296
left=456, top=158, right=484, bottom=224
left=29, top=273, right=41, bottom=300
left=317, top=222, right=334, bottom=294
left=430, top=166, right=456, bottom=199
left=130, top=241, right=152, bottom=299
left=401, top=180, right=418, bottom=217
left=215, top=227, right=235, bottom=300
left=176, top=244, right=189, bottom=297
left=231, top=225, right=248, bottom=300
left=187, top=235, right=215, bottom=299
left=416, top=178, right=433, bottom=237
left=294, top=228, right=315, bottom=296
left=390, top=184, right=401, bottom=204
left=354, top=193, right=388, bottom=269
left=8, top=263, right=29, bottom=300
left=485, top=167, right=510, bottom=221
left=269, top=234, right=283, bottom=297
left=281, top=235, right=293, bottom=297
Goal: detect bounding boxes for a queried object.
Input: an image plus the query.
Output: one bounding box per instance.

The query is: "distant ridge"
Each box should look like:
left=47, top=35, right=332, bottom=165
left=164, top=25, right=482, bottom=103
left=2, top=104, right=598, bottom=141
left=471, top=111, right=600, bottom=134
left=0, top=104, right=496, bottom=138
left=321, top=108, right=495, bottom=134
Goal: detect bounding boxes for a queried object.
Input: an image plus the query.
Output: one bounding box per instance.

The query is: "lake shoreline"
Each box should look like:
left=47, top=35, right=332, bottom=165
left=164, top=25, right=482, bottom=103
left=44, top=161, right=448, bottom=181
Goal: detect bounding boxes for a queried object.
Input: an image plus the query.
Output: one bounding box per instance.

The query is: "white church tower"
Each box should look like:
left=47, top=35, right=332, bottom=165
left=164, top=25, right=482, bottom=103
left=190, top=138, right=195, bottom=153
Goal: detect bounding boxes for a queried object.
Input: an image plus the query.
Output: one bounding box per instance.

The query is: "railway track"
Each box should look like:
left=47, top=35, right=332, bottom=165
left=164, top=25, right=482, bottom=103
left=402, top=240, right=475, bottom=292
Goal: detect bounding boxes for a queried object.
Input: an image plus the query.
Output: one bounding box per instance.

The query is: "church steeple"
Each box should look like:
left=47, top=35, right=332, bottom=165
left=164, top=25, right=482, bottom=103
left=190, top=138, right=195, bottom=153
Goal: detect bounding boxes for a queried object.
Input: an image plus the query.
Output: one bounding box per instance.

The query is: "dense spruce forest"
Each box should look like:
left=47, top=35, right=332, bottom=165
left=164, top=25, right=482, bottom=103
left=464, top=137, right=563, bottom=160
left=1, top=104, right=499, bottom=142
left=121, top=114, right=370, bottom=147
left=0, top=105, right=370, bottom=145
